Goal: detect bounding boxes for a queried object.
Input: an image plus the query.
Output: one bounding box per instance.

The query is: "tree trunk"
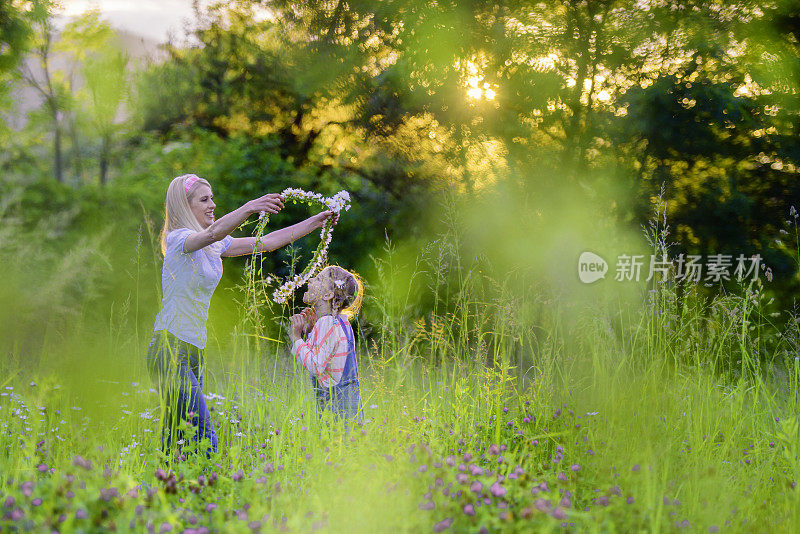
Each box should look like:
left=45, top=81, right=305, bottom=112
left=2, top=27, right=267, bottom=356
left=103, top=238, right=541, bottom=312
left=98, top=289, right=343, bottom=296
left=68, top=116, right=83, bottom=183
left=53, top=117, right=63, bottom=184
left=99, top=135, right=109, bottom=186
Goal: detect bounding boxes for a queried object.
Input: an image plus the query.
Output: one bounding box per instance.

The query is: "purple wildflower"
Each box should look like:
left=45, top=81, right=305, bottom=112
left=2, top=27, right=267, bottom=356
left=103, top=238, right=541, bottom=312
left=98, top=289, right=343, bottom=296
left=433, top=518, right=453, bottom=532
left=534, top=498, right=551, bottom=512
left=490, top=482, right=506, bottom=498
left=100, top=488, right=119, bottom=502
left=73, top=456, right=92, bottom=470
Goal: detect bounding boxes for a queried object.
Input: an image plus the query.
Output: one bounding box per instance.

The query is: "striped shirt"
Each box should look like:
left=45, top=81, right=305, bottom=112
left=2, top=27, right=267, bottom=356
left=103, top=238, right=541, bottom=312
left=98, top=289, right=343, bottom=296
left=292, top=315, right=349, bottom=388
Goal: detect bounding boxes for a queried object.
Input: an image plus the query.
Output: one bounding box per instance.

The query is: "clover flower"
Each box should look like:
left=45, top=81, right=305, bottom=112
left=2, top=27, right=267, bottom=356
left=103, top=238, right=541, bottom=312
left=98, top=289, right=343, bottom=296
left=489, top=481, right=506, bottom=497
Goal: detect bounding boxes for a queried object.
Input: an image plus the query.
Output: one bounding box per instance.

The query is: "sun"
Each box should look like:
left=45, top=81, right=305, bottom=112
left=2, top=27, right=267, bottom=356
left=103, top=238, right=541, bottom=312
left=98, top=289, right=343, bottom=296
left=461, top=59, right=498, bottom=102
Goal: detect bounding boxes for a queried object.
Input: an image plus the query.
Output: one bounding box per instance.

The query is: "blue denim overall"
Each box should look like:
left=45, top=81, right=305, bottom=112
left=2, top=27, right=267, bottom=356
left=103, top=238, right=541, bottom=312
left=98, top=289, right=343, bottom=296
left=311, top=315, right=363, bottom=423
left=146, top=330, right=218, bottom=458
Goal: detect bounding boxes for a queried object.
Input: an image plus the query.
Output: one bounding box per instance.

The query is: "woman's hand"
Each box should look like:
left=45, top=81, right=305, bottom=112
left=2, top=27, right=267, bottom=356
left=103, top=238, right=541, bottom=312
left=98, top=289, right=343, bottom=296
left=310, top=210, right=339, bottom=229
left=246, top=194, right=285, bottom=216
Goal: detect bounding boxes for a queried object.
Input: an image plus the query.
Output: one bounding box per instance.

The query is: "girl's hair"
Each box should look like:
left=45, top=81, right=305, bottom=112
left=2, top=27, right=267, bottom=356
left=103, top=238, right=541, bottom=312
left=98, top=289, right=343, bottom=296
left=322, top=265, right=364, bottom=319
left=158, top=174, right=214, bottom=255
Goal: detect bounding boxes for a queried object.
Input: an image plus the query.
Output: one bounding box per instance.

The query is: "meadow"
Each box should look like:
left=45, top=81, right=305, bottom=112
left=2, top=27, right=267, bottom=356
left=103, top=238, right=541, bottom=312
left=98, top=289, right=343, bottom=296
left=3, top=1, right=800, bottom=531
left=1, top=205, right=799, bottom=534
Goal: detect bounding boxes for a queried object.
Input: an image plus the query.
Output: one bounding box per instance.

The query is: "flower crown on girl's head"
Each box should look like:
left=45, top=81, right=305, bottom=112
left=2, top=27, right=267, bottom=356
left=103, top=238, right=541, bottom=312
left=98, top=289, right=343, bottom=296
left=323, top=266, right=363, bottom=318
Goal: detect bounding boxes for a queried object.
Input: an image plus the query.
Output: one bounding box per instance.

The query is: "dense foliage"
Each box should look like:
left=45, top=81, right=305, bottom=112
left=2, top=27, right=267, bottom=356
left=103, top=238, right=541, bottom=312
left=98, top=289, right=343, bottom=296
left=2, top=0, right=799, bottom=295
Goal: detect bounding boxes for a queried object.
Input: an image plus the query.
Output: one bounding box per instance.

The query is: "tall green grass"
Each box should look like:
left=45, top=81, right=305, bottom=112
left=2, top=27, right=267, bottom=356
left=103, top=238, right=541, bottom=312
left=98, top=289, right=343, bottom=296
left=1, top=197, right=799, bottom=532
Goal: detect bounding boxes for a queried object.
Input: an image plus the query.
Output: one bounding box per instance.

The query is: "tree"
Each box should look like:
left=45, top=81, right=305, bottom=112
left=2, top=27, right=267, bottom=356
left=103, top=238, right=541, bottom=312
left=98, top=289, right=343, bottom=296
left=83, top=48, right=129, bottom=185
left=0, top=0, right=35, bottom=96
left=19, top=0, right=69, bottom=183
left=58, top=8, right=118, bottom=182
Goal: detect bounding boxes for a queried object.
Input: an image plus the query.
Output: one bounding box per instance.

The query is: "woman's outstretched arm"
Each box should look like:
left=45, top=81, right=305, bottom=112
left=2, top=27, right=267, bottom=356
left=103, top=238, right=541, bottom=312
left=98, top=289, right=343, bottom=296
left=183, top=194, right=284, bottom=253
left=222, top=211, right=338, bottom=257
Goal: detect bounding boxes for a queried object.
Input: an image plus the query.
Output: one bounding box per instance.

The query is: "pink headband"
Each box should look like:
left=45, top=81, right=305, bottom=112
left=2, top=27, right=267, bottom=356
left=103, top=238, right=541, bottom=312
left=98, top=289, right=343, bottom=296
left=183, top=175, right=200, bottom=193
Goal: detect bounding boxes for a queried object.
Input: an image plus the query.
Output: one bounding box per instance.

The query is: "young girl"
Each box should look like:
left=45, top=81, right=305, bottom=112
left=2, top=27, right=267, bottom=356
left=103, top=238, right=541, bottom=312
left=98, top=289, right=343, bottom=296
left=289, top=266, right=364, bottom=422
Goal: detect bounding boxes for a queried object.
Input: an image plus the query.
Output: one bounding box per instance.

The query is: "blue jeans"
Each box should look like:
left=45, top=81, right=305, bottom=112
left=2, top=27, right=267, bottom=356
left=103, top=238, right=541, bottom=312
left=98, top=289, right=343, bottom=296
left=314, top=380, right=364, bottom=425
left=146, top=331, right=218, bottom=458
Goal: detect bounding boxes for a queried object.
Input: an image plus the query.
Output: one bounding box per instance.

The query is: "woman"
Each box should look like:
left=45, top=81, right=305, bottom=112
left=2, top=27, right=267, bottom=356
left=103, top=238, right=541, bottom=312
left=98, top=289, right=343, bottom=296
left=146, top=173, right=336, bottom=458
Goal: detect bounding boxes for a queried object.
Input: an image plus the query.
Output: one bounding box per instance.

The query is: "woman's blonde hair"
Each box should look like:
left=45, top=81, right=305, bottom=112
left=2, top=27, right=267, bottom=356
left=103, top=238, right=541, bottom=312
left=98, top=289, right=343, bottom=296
left=321, top=265, right=364, bottom=319
left=159, top=174, right=213, bottom=255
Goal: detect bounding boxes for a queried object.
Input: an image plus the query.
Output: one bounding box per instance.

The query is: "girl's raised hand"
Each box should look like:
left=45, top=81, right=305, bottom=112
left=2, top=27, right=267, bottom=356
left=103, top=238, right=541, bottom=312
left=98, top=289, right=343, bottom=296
left=289, top=314, right=306, bottom=341
left=247, top=193, right=284, bottom=215
left=300, top=307, right=316, bottom=334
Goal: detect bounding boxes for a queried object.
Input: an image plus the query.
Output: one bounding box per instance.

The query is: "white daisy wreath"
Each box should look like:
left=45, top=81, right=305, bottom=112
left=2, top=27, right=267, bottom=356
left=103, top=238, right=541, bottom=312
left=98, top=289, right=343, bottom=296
left=251, top=188, right=351, bottom=304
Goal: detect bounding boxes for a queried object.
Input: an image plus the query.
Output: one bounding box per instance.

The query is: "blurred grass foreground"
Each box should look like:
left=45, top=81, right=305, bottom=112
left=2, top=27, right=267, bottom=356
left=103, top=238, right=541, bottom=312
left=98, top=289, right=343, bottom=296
left=3, top=0, right=800, bottom=532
